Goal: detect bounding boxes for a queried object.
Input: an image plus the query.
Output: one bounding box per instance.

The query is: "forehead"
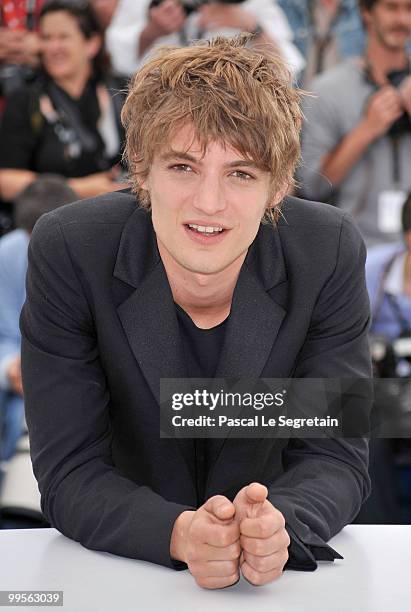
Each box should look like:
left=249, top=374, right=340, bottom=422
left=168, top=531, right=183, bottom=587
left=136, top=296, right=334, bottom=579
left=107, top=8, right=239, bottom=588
left=374, top=0, right=411, bottom=9
left=157, top=124, right=257, bottom=163
left=40, top=11, right=81, bottom=33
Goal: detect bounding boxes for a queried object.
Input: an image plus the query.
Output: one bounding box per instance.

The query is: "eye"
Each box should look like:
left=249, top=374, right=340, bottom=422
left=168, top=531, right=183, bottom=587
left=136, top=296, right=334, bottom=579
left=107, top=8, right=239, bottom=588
left=231, top=170, right=254, bottom=181
left=169, top=164, right=193, bottom=173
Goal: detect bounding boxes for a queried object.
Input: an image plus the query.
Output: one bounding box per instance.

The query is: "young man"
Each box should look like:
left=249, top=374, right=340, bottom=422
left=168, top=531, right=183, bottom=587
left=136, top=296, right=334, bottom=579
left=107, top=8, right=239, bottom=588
left=21, top=35, right=371, bottom=590
left=299, top=0, right=411, bottom=247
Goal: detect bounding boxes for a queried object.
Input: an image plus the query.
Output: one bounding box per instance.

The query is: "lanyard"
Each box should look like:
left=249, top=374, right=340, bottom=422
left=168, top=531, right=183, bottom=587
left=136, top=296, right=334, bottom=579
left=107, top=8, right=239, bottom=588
left=308, top=0, right=343, bottom=74
left=391, top=135, right=401, bottom=186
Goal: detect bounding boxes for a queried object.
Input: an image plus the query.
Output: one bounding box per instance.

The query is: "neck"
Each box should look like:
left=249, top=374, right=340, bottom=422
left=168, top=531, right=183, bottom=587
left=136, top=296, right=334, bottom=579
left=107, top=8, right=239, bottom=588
left=54, top=65, right=92, bottom=99
left=366, top=37, right=408, bottom=84
left=158, top=242, right=247, bottom=329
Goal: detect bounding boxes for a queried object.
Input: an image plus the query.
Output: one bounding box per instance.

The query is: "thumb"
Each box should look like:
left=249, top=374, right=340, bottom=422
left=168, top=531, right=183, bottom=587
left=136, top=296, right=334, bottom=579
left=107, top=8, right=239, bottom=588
left=204, top=495, right=236, bottom=521
left=245, top=482, right=268, bottom=505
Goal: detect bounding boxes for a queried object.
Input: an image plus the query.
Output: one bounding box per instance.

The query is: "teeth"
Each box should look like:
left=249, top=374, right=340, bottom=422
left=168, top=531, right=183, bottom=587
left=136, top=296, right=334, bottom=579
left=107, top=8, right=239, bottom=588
left=188, top=224, right=223, bottom=234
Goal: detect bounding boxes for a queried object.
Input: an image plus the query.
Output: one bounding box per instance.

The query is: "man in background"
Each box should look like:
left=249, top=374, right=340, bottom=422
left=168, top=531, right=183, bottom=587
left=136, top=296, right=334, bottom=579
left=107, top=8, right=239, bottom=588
left=299, top=0, right=411, bottom=247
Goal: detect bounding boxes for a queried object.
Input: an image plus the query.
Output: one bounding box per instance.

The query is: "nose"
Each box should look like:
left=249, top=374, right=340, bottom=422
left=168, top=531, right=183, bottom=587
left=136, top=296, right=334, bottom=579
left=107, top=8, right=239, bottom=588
left=191, top=174, right=227, bottom=216
left=42, top=38, right=61, bottom=55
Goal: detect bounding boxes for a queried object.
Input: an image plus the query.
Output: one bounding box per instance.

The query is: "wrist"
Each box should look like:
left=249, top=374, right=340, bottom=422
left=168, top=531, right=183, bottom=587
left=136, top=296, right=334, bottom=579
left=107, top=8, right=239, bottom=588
left=356, top=117, right=380, bottom=145
left=170, top=510, right=195, bottom=563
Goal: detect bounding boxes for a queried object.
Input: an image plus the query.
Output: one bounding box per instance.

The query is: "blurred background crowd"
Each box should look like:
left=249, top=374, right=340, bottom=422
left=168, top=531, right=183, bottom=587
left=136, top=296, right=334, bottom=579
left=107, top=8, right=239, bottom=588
left=1, top=0, right=411, bottom=529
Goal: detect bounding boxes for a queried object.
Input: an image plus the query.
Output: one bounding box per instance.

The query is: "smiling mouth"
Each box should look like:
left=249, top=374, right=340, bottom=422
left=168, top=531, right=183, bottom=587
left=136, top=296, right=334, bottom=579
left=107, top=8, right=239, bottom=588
left=186, top=223, right=226, bottom=236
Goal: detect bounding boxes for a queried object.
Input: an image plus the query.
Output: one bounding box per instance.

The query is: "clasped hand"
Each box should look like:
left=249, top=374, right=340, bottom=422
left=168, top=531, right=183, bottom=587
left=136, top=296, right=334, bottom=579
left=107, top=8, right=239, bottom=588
left=172, top=483, right=290, bottom=589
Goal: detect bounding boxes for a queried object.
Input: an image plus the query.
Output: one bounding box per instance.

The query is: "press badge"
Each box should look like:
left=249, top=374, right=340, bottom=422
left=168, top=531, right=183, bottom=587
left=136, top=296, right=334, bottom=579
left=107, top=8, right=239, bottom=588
left=378, top=190, right=406, bottom=233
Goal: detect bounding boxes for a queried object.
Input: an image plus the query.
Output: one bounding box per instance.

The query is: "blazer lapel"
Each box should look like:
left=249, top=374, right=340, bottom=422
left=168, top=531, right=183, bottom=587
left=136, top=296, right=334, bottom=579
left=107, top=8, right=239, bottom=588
left=207, top=223, right=288, bottom=492
left=113, top=209, right=195, bottom=482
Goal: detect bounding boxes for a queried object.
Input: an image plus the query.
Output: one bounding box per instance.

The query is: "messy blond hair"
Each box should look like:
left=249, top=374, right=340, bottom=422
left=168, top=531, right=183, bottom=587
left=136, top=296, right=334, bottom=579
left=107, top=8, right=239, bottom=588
left=121, top=34, right=303, bottom=224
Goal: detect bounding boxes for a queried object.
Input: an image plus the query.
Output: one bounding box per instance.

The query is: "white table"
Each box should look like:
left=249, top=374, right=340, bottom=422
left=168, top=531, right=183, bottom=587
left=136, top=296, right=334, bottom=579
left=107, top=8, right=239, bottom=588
left=0, top=526, right=410, bottom=612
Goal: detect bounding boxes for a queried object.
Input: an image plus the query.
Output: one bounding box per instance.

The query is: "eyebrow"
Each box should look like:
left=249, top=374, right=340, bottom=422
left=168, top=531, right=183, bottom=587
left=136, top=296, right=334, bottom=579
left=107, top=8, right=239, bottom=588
left=159, top=150, right=260, bottom=169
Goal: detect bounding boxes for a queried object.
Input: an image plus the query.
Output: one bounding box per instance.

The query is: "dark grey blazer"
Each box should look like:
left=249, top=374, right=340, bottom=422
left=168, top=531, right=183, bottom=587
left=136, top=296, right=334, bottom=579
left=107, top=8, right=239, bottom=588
left=20, top=191, right=371, bottom=571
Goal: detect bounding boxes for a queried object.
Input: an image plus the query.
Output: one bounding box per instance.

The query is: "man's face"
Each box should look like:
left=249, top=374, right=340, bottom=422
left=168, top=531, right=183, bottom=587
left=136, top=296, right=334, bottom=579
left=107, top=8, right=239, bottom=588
left=141, top=125, right=281, bottom=277
left=364, top=0, right=411, bottom=51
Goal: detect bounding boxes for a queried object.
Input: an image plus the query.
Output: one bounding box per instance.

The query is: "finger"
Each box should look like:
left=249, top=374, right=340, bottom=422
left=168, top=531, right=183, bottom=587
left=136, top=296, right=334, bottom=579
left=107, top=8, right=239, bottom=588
left=203, top=495, right=236, bottom=522
left=244, top=482, right=268, bottom=505
left=201, top=540, right=241, bottom=561
left=240, top=509, right=285, bottom=539
left=203, top=520, right=240, bottom=548
left=189, top=559, right=239, bottom=578
left=241, top=529, right=290, bottom=556
left=243, top=549, right=288, bottom=574
left=241, top=560, right=283, bottom=587
left=195, top=573, right=240, bottom=590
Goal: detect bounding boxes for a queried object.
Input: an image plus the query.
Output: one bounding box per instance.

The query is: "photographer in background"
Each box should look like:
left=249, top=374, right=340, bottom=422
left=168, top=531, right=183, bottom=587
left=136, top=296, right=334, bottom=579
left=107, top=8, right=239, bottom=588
left=105, top=0, right=304, bottom=77
left=299, top=0, right=411, bottom=247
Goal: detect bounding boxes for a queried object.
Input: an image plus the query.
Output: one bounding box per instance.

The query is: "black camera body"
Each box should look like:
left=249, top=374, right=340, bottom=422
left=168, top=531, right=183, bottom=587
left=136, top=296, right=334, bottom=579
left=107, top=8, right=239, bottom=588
left=386, top=66, right=411, bottom=137
left=149, top=0, right=245, bottom=16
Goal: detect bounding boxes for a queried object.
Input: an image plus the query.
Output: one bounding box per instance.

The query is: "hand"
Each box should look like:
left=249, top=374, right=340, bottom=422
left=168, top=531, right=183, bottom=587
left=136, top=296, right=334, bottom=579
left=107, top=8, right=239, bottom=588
left=197, top=4, right=257, bottom=32
left=170, top=495, right=241, bottom=589
left=18, top=32, right=41, bottom=66
left=149, top=0, right=186, bottom=37
left=233, top=482, right=290, bottom=586
left=399, top=75, right=411, bottom=116
left=6, top=355, right=23, bottom=396
left=0, top=29, right=40, bottom=65
left=361, top=86, right=404, bottom=140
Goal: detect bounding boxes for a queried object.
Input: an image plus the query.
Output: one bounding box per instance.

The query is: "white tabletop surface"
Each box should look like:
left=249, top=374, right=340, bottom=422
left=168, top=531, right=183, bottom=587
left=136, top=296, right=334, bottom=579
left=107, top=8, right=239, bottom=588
left=0, top=525, right=410, bottom=612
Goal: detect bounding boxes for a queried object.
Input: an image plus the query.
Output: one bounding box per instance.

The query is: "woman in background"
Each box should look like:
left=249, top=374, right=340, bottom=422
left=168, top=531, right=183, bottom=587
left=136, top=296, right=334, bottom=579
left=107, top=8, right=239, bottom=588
left=0, top=0, right=126, bottom=202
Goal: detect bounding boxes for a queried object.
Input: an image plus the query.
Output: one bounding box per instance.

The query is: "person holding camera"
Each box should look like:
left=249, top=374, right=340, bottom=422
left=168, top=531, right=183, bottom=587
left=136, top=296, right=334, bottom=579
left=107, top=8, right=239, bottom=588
left=105, top=0, right=304, bottom=77
left=299, top=0, right=411, bottom=247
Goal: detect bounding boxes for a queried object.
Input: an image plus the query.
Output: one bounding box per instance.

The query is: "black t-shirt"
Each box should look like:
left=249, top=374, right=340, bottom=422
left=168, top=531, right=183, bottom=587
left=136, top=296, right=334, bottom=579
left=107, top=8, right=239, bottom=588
left=175, top=304, right=227, bottom=506
left=0, top=75, right=124, bottom=178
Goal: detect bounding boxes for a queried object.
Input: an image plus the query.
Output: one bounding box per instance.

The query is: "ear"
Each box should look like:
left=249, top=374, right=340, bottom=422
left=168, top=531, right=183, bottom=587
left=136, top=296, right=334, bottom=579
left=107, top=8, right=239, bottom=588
left=267, top=182, right=289, bottom=210
left=86, top=34, right=102, bottom=61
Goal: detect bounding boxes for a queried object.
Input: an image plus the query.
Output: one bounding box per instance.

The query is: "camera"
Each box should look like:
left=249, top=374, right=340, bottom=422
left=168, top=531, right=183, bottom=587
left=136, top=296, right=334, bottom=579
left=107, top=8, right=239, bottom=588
left=149, top=0, right=245, bottom=16
left=386, top=67, right=411, bottom=136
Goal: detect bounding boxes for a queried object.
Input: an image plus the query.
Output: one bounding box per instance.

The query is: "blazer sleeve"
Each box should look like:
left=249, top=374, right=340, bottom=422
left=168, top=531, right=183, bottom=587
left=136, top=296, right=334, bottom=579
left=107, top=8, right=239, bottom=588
left=269, top=213, right=372, bottom=570
left=20, top=212, right=193, bottom=570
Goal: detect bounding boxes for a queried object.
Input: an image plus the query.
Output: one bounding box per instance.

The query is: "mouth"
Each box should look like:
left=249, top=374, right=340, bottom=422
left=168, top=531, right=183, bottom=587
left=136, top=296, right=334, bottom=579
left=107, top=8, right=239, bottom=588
left=388, top=28, right=411, bottom=35
left=184, top=223, right=228, bottom=243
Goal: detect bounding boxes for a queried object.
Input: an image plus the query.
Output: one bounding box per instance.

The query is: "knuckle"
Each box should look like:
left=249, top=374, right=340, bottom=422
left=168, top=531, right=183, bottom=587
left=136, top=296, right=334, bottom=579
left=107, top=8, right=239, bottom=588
left=219, top=529, right=232, bottom=547
left=247, top=568, right=264, bottom=586
left=227, top=560, right=239, bottom=575
left=249, top=554, right=267, bottom=572
left=283, top=529, right=291, bottom=548
left=230, top=541, right=242, bottom=559
left=277, top=511, right=286, bottom=529
left=208, top=494, right=228, bottom=506
left=280, top=549, right=289, bottom=567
